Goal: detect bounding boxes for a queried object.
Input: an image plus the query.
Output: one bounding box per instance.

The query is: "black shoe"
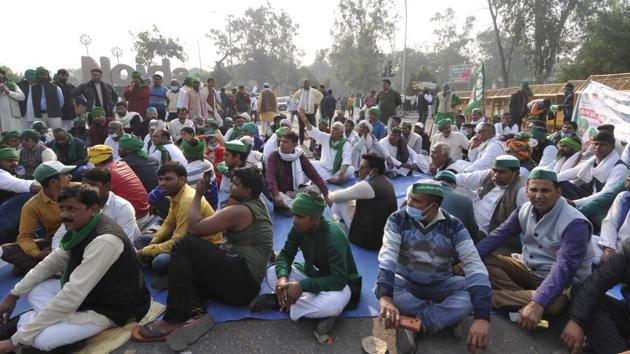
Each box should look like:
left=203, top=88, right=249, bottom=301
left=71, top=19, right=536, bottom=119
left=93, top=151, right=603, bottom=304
left=248, top=294, right=280, bottom=312
left=151, top=275, right=169, bottom=290
left=315, top=316, right=337, bottom=335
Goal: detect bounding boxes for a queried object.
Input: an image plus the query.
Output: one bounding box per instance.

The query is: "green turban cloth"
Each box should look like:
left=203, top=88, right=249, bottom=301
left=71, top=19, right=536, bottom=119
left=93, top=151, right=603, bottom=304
left=1, top=130, right=21, bottom=143
left=275, top=127, right=290, bottom=136
left=181, top=138, right=205, bottom=160
left=291, top=192, right=326, bottom=217
left=528, top=167, right=557, bottom=182
left=558, top=137, right=582, bottom=151
left=368, top=107, right=380, bottom=118
left=35, top=66, right=49, bottom=77
left=90, top=107, right=106, bottom=117
left=242, top=122, right=258, bottom=134
left=529, top=126, right=547, bottom=139
left=21, top=129, right=40, bottom=141
left=131, top=71, right=142, bottom=80
left=437, top=119, right=452, bottom=130
left=24, top=69, right=36, bottom=81
left=225, top=140, right=249, bottom=153
left=0, top=147, right=18, bottom=160
left=493, top=155, right=520, bottom=169
left=119, top=135, right=149, bottom=159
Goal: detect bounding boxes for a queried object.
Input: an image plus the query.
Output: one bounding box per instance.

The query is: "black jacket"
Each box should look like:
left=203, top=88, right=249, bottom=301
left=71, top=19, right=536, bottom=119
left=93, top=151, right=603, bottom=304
left=71, top=80, right=119, bottom=116
left=569, top=239, right=630, bottom=328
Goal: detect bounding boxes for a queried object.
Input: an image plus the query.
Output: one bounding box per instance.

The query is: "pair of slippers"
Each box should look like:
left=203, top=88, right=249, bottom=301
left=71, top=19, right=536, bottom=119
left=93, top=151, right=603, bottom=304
left=131, top=313, right=215, bottom=352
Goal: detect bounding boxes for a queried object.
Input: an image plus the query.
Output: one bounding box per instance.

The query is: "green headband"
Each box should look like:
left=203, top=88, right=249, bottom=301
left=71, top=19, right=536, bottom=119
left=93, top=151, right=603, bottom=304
left=291, top=192, right=326, bottom=217
left=90, top=107, right=106, bottom=117
left=411, top=182, right=443, bottom=198
left=118, top=135, right=144, bottom=151
left=558, top=137, right=582, bottom=151
left=0, top=147, right=18, bottom=160
left=528, top=168, right=558, bottom=182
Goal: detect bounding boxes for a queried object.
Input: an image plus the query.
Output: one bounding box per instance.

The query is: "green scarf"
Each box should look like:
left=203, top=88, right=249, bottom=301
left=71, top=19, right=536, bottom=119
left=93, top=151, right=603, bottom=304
left=230, top=127, right=244, bottom=141
left=157, top=143, right=171, bottom=164
left=329, top=136, right=347, bottom=174
left=51, top=135, right=77, bottom=163
left=2, top=79, right=16, bottom=92
left=60, top=212, right=102, bottom=286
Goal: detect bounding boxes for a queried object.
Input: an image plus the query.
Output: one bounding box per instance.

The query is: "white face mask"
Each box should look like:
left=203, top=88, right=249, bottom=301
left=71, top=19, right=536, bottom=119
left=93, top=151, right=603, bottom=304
left=109, top=133, right=119, bottom=139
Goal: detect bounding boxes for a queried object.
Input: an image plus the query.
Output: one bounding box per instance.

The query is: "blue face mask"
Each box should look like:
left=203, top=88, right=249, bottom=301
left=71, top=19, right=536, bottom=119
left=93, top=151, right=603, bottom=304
left=560, top=132, right=569, bottom=138
left=406, top=205, right=426, bottom=222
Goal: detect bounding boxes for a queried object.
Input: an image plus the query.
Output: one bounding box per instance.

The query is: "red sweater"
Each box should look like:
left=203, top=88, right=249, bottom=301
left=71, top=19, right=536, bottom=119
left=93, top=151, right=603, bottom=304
left=124, top=84, right=151, bottom=116
left=104, top=160, right=150, bottom=218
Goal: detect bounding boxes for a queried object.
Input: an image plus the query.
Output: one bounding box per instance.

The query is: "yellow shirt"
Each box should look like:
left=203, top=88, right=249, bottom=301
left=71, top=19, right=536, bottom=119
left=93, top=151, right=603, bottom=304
left=141, top=184, right=223, bottom=256
left=17, top=191, right=62, bottom=257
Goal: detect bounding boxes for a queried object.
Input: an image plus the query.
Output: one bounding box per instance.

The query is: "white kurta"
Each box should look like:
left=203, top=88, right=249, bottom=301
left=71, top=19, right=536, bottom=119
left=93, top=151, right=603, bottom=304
left=430, top=131, right=470, bottom=161
left=0, top=85, right=26, bottom=132
left=464, top=138, right=505, bottom=173
left=456, top=169, right=528, bottom=234
left=308, top=127, right=355, bottom=179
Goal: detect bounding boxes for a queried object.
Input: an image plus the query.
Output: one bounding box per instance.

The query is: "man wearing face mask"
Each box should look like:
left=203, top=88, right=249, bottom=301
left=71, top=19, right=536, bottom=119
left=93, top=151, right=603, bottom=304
left=104, top=121, right=125, bottom=160
left=165, top=80, right=180, bottom=121
left=377, top=180, right=491, bottom=353
left=456, top=155, right=528, bottom=244
left=328, top=153, right=397, bottom=250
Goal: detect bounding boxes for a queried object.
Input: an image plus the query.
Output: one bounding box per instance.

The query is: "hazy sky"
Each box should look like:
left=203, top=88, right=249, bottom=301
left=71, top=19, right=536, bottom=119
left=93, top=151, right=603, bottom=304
left=4, top=0, right=490, bottom=73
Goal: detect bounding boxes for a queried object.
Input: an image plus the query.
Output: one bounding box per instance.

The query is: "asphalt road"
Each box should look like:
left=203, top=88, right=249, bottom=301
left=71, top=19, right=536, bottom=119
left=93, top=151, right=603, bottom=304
left=116, top=314, right=570, bottom=354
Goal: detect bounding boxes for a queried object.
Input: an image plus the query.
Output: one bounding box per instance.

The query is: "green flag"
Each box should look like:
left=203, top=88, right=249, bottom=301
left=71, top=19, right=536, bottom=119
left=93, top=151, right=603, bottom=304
left=465, top=63, right=485, bottom=115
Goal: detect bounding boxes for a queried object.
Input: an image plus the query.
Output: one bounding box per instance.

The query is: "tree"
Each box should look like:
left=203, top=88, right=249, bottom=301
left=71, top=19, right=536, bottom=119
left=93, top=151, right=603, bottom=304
left=327, top=0, right=397, bottom=93
left=131, top=26, right=187, bottom=67
left=427, top=8, right=475, bottom=86
left=210, top=63, right=232, bottom=88
left=486, top=0, right=526, bottom=87
left=0, top=65, right=21, bottom=82
left=556, top=1, right=630, bottom=81
left=207, top=2, right=302, bottom=88
left=492, top=0, right=605, bottom=83
left=476, top=29, right=531, bottom=88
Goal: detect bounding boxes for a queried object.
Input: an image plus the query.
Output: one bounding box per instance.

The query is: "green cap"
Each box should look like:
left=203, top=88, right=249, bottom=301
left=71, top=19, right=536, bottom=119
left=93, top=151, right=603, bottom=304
left=205, top=118, right=218, bottom=125
left=21, top=129, right=40, bottom=141
left=558, top=137, right=582, bottom=151
left=402, top=121, right=412, bottom=128
left=89, top=107, right=106, bottom=117
left=528, top=167, right=558, bottom=182
left=225, top=140, right=249, bottom=153
left=434, top=170, right=457, bottom=184
left=291, top=192, right=327, bottom=217
left=275, top=127, right=290, bottom=136
left=31, top=121, right=46, bottom=130
left=529, top=126, right=547, bottom=139
left=410, top=180, right=444, bottom=198
left=368, top=107, right=380, bottom=117
left=493, top=155, right=520, bottom=169
left=32, top=161, right=75, bottom=183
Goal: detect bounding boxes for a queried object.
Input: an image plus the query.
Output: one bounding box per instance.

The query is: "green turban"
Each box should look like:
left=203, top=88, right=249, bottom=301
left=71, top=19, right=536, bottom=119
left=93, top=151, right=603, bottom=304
left=437, top=119, right=452, bottom=130
left=402, top=122, right=412, bottom=128
left=368, top=107, right=380, bottom=118
left=181, top=138, right=205, bottom=160
left=31, top=121, right=46, bottom=130
left=35, top=66, right=49, bottom=77
left=528, top=167, right=557, bottom=182
left=89, top=107, right=106, bottom=118
left=24, top=69, right=36, bottom=81
left=192, top=77, right=201, bottom=84
left=21, top=129, right=40, bottom=141
left=434, top=170, right=457, bottom=184
left=0, top=147, right=18, bottom=160
left=119, top=135, right=149, bottom=159
left=275, top=127, right=290, bottom=136
left=131, top=71, right=142, bottom=80
left=225, top=140, right=249, bottom=153
left=291, top=192, right=327, bottom=217
left=205, top=118, right=218, bottom=126
left=529, top=126, right=547, bottom=139
left=242, top=122, right=258, bottom=134
left=558, top=137, right=582, bottom=151
left=183, top=76, right=194, bottom=85
left=1, top=130, right=21, bottom=142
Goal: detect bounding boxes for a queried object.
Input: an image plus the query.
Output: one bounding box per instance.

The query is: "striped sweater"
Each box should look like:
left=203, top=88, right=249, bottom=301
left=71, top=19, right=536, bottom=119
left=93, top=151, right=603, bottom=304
left=376, top=208, right=492, bottom=320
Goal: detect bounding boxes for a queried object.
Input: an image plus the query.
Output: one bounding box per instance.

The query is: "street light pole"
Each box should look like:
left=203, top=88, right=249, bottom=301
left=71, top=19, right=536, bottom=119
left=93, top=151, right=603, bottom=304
left=227, top=15, right=233, bottom=72
left=401, top=0, right=408, bottom=96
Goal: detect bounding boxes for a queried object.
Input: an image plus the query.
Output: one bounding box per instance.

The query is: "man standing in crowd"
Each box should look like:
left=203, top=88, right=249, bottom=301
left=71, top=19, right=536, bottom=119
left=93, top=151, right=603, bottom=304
left=26, top=67, right=64, bottom=129
left=16, top=69, right=35, bottom=118
left=166, top=79, right=180, bottom=121
left=417, top=86, right=432, bottom=124
left=124, top=72, right=151, bottom=117
left=183, top=77, right=209, bottom=119
left=54, top=69, right=76, bottom=130
left=432, top=83, right=461, bottom=132
left=1, top=161, right=73, bottom=274
left=376, top=79, right=402, bottom=129
left=149, top=74, right=168, bottom=120
left=292, top=80, right=323, bottom=147
left=257, top=83, right=278, bottom=138
left=0, top=67, right=26, bottom=132
left=508, top=82, right=532, bottom=128
left=0, top=185, right=150, bottom=353
left=72, top=68, right=118, bottom=117
left=205, top=78, right=222, bottom=121
left=329, top=153, right=397, bottom=250
left=476, top=168, right=593, bottom=324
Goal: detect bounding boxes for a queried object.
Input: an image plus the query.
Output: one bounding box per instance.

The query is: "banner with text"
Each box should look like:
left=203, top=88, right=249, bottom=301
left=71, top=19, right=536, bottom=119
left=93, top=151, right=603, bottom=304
left=573, top=80, right=630, bottom=145
left=449, top=64, right=473, bottom=84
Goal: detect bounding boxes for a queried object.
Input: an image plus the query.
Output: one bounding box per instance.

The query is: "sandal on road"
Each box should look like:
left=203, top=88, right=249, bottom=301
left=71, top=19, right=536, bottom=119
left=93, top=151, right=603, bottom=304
left=166, top=313, right=215, bottom=352
left=131, top=320, right=174, bottom=342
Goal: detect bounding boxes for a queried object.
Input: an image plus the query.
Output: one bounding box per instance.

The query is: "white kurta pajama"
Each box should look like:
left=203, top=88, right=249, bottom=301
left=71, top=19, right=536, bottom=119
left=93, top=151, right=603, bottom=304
left=463, top=138, right=505, bottom=173
left=380, top=137, right=430, bottom=175
left=329, top=180, right=375, bottom=230
left=0, top=84, right=26, bottom=132
left=307, top=127, right=355, bottom=180
left=350, top=134, right=387, bottom=170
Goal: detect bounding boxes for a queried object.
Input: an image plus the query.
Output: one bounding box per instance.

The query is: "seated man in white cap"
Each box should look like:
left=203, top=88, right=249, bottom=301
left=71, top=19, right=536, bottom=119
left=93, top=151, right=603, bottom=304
left=401, top=121, right=423, bottom=154
left=430, top=118, right=470, bottom=162
left=377, top=180, right=491, bottom=353
left=224, top=112, right=250, bottom=141
left=299, top=110, right=354, bottom=184
left=249, top=191, right=361, bottom=337
left=351, top=120, right=387, bottom=171
left=476, top=168, right=593, bottom=328
left=104, top=120, right=124, bottom=160
left=217, top=140, right=255, bottom=193
left=413, top=122, right=431, bottom=153
left=456, top=155, right=527, bottom=244
left=149, top=128, right=188, bottom=167
left=143, top=119, right=167, bottom=156
left=380, top=127, right=430, bottom=177
left=463, top=123, right=505, bottom=173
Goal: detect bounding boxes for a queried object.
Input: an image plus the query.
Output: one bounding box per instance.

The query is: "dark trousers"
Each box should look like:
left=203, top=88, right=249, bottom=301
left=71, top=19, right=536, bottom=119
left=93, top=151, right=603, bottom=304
left=163, top=236, right=259, bottom=323
left=585, top=298, right=630, bottom=353
left=297, top=113, right=316, bottom=145
left=0, top=193, right=35, bottom=245
left=559, top=181, right=592, bottom=200
left=1, top=239, right=51, bottom=274
left=418, top=110, right=428, bottom=124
